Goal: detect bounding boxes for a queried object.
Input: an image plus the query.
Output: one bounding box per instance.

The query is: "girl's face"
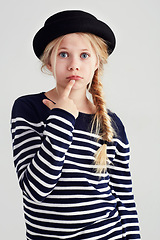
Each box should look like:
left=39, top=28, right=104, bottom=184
left=48, top=33, right=99, bottom=91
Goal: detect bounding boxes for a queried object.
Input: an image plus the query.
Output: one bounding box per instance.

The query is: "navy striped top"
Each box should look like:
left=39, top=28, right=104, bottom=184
left=11, top=92, right=141, bottom=240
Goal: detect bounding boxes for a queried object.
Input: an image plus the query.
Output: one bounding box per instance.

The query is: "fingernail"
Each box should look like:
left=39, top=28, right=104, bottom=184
left=70, top=80, right=75, bottom=83
left=43, top=99, right=47, bottom=104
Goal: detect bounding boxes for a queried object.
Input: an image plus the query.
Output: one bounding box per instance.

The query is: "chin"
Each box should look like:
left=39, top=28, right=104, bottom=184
left=73, top=82, right=87, bottom=90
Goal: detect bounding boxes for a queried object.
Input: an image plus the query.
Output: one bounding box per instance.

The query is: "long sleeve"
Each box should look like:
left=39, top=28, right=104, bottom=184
left=11, top=97, right=76, bottom=202
left=108, top=113, right=141, bottom=239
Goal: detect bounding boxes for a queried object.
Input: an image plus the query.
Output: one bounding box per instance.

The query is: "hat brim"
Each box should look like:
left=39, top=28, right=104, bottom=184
left=33, top=13, right=116, bottom=59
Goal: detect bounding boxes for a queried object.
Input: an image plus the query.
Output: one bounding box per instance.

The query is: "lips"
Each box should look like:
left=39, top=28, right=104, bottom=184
left=66, top=75, right=83, bottom=80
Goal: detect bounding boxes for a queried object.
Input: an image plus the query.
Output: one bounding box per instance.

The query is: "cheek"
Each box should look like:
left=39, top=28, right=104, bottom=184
left=55, top=63, right=66, bottom=81
left=55, top=61, right=62, bottom=78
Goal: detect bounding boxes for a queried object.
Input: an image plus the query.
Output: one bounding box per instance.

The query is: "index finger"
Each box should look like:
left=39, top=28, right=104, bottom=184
left=62, top=80, right=75, bottom=98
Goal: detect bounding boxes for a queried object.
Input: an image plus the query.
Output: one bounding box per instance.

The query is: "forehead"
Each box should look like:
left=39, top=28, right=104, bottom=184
left=59, top=33, right=92, bottom=50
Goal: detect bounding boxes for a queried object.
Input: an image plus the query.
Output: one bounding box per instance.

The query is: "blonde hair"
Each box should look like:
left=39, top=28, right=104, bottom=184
left=40, top=33, right=115, bottom=174
left=40, top=35, right=65, bottom=76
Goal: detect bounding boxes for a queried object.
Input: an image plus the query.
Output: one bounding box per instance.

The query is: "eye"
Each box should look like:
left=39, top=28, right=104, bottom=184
left=59, top=52, right=68, bottom=58
left=81, top=53, right=89, bottom=59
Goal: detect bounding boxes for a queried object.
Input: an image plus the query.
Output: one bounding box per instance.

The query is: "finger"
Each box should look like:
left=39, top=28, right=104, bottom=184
left=62, top=80, right=75, bottom=98
left=43, top=99, right=55, bottom=110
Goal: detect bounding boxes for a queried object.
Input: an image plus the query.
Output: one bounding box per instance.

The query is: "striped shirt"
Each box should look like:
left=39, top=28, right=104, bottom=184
left=11, top=92, right=141, bottom=240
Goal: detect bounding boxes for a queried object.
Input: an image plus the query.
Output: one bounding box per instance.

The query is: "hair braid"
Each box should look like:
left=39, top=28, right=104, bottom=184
left=89, top=70, right=114, bottom=173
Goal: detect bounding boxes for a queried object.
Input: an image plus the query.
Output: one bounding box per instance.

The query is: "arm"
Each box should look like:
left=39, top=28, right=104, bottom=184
left=11, top=98, right=75, bottom=203
left=108, top=113, right=141, bottom=239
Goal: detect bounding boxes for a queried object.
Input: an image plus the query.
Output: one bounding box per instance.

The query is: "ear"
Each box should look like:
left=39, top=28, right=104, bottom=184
left=46, top=64, right=52, bottom=72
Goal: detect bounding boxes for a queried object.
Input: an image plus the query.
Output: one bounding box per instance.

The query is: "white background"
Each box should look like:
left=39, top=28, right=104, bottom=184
left=0, top=0, right=160, bottom=239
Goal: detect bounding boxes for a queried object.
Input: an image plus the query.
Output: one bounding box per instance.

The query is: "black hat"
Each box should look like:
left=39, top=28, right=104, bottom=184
left=33, top=10, right=116, bottom=59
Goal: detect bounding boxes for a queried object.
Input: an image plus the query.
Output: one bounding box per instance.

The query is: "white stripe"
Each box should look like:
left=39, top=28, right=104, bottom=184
left=12, top=125, right=33, bottom=134
left=13, top=129, right=34, bottom=140
left=115, top=150, right=130, bottom=157
left=122, top=222, right=140, bottom=229
left=109, top=173, right=131, bottom=180
left=12, top=117, right=44, bottom=127
left=23, top=195, right=114, bottom=208
left=69, top=144, right=96, bottom=154
left=64, top=159, right=96, bottom=169
left=25, top=209, right=114, bottom=224
left=25, top=219, right=79, bottom=232
left=13, top=136, right=40, bottom=150
left=25, top=223, right=81, bottom=235
left=113, top=158, right=130, bottom=165
left=47, top=194, right=116, bottom=200
left=121, top=215, right=139, bottom=219
left=119, top=199, right=135, bottom=204
left=46, top=122, right=73, bottom=136
left=40, top=143, right=63, bottom=161
left=109, top=182, right=132, bottom=188
left=107, top=165, right=130, bottom=172
left=62, top=168, right=106, bottom=178
left=58, top=177, right=109, bottom=185
left=73, top=136, right=117, bottom=154
left=27, top=162, right=61, bottom=188
left=24, top=203, right=114, bottom=216
left=65, top=152, right=94, bottom=160
left=15, top=153, right=35, bottom=171
left=26, top=181, right=55, bottom=198
left=112, top=191, right=133, bottom=196
left=73, top=136, right=101, bottom=147
left=13, top=144, right=40, bottom=161
left=45, top=137, right=68, bottom=153
left=81, top=219, right=122, bottom=240
left=108, top=153, right=116, bottom=159
left=122, top=230, right=140, bottom=237
left=73, top=129, right=100, bottom=139
left=54, top=185, right=110, bottom=192
left=113, top=138, right=130, bottom=148
left=23, top=182, right=39, bottom=202
left=118, top=206, right=137, bottom=211
left=37, top=151, right=64, bottom=168
left=43, top=130, right=71, bottom=145
left=53, top=185, right=112, bottom=196
left=18, top=170, right=25, bottom=182
left=28, top=165, right=53, bottom=188
left=32, top=158, right=63, bottom=179
left=47, top=114, right=74, bottom=128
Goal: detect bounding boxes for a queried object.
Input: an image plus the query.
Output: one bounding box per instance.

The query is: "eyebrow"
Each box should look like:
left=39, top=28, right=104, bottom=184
left=58, top=47, right=90, bottom=51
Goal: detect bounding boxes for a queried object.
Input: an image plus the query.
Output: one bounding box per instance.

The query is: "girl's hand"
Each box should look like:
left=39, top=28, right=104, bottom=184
left=43, top=80, right=79, bottom=118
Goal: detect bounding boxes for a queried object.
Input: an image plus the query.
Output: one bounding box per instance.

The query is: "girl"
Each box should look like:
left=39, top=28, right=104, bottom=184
left=11, top=10, right=141, bottom=240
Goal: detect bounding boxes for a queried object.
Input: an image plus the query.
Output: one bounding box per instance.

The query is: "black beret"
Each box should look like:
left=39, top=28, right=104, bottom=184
left=33, top=10, right=116, bottom=59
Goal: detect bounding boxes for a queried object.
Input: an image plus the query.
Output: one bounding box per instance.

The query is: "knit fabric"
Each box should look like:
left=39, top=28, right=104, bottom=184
left=11, top=92, right=141, bottom=240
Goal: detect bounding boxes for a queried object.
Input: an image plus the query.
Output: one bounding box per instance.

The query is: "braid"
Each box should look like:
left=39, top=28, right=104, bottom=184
left=89, top=70, right=115, bottom=173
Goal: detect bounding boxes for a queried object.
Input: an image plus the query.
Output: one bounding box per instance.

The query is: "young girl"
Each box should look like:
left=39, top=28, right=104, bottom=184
left=11, top=10, right=141, bottom=240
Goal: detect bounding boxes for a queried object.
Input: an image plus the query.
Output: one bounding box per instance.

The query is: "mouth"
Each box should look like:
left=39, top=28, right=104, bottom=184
left=66, top=75, right=83, bottom=80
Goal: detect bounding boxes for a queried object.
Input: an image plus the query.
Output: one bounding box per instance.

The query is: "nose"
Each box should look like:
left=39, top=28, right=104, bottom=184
left=67, top=57, right=80, bottom=71
left=68, top=66, right=79, bottom=71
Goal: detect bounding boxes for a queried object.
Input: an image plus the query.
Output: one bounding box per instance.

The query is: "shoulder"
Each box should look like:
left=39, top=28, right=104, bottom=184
left=108, top=109, right=129, bottom=144
left=11, top=92, right=48, bottom=122
left=14, top=92, right=43, bottom=104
